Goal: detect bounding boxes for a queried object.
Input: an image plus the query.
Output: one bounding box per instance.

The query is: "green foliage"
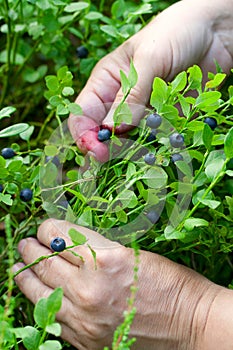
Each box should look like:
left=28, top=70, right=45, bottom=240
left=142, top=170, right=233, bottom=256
left=1, top=0, right=233, bottom=349
left=11, top=288, right=63, bottom=350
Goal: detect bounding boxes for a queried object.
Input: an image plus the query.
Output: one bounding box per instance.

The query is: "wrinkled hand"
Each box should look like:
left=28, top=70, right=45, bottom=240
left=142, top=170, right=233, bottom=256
left=13, top=219, right=224, bottom=350
left=68, top=0, right=233, bottom=162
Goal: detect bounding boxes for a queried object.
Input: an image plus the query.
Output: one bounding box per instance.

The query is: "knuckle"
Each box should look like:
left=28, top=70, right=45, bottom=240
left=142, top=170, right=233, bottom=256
left=35, top=257, right=55, bottom=281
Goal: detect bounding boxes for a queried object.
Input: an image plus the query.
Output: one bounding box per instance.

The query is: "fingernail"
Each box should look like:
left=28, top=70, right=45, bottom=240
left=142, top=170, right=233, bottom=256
left=17, top=239, right=27, bottom=254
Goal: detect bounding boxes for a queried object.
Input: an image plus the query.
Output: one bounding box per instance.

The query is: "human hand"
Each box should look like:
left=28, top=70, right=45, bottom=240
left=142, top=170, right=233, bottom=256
left=13, top=218, right=231, bottom=350
left=68, top=0, right=233, bottom=162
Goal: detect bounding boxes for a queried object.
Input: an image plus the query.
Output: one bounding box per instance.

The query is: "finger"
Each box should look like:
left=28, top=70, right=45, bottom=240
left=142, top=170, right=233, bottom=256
left=17, top=237, right=81, bottom=300
left=59, top=322, right=87, bottom=350
left=68, top=51, right=131, bottom=162
left=37, top=219, right=121, bottom=265
left=13, top=262, right=73, bottom=323
left=68, top=116, right=109, bottom=163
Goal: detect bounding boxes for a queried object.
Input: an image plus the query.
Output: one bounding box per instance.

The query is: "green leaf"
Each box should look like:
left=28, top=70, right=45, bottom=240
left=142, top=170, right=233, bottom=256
left=20, top=125, right=34, bottom=141
left=187, top=65, right=202, bottom=91
left=8, top=160, right=23, bottom=172
left=44, top=145, right=58, bottom=157
left=57, top=66, right=68, bottom=80
left=56, top=104, right=69, bottom=116
left=126, top=162, right=136, bottom=181
left=68, top=228, right=87, bottom=245
left=164, top=226, right=185, bottom=240
left=142, top=167, right=168, bottom=189
left=100, top=25, right=118, bottom=38
left=150, top=77, right=168, bottom=111
left=45, top=322, right=61, bottom=336
left=39, top=340, right=62, bottom=350
left=171, top=71, right=187, bottom=93
left=205, top=73, right=226, bottom=89
left=184, top=217, right=209, bottom=231
left=199, top=198, right=221, bottom=209
left=202, top=123, right=213, bottom=150
left=64, top=2, right=89, bottom=13
left=174, top=160, right=193, bottom=179
left=113, top=103, right=132, bottom=125
left=12, top=326, right=40, bottom=350
left=0, top=123, right=29, bottom=137
left=84, top=11, right=103, bottom=20
left=115, top=189, right=138, bottom=209
left=178, top=95, right=190, bottom=117
left=205, top=158, right=225, bottom=181
left=128, top=59, right=138, bottom=88
left=224, top=127, right=233, bottom=159
left=0, top=106, right=16, bottom=120
left=120, top=70, right=130, bottom=95
left=45, top=75, right=59, bottom=91
left=68, top=103, right=82, bottom=115
left=34, top=297, right=49, bottom=329
left=116, top=208, right=128, bottom=223
left=160, top=104, right=179, bottom=123
left=62, top=87, right=74, bottom=96
left=87, top=244, right=97, bottom=269
left=47, top=288, right=63, bottom=316
left=195, top=91, right=221, bottom=111
left=0, top=193, right=13, bottom=205
left=77, top=210, right=93, bottom=226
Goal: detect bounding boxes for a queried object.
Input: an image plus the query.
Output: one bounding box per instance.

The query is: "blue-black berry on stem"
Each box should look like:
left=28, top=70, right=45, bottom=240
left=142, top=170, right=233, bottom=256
left=50, top=237, right=66, bottom=252
left=20, top=188, right=33, bottom=202
left=204, top=117, right=217, bottom=130
left=144, top=153, right=156, bottom=165
left=169, top=132, right=184, bottom=148
left=76, top=46, right=88, bottom=59
left=1, top=148, right=15, bottom=159
left=146, top=113, right=162, bottom=129
left=171, top=153, right=183, bottom=163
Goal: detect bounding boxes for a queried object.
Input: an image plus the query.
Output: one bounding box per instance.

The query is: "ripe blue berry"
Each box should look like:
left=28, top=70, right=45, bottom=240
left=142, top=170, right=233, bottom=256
left=169, top=132, right=184, bottom=148
left=97, top=128, right=112, bottom=142
left=0, top=184, right=3, bottom=193
left=76, top=46, right=88, bottom=59
left=204, top=117, right=217, bottom=130
left=144, top=153, right=156, bottom=165
left=146, top=129, right=157, bottom=143
left=171, top=153, right=183, bottom=163
left=146, top=113, right=162, bottom=129
left=50, top=237, right=66, bottom=252
left=1, top=148, right=15, bottom=159
left=45, top=155, right=60, bottom=167
left=146, top=210, right=160, bottom=224
left=20, top=188, right=33, bottom=202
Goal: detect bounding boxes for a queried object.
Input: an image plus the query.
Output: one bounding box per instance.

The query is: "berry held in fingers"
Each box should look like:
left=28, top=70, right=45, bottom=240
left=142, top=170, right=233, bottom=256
left=1, top=147, right=15, bottom=159
left=169, top=132, right=184, bottom=148
left=50, top=237, right=66, bottom=252
left=97, top=128, right=112, bottom=142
